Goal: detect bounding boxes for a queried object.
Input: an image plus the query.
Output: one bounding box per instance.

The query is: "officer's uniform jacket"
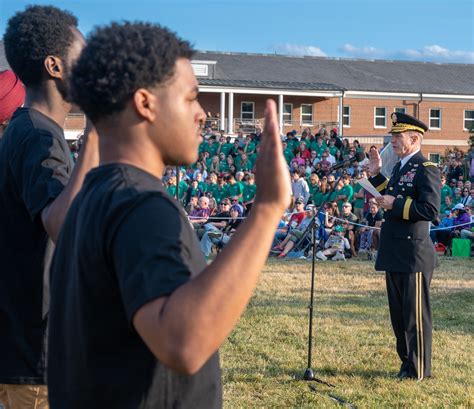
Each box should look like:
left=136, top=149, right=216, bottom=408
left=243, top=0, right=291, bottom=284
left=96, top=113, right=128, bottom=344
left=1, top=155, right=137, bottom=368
left=369, top=151, right=441, bottom=273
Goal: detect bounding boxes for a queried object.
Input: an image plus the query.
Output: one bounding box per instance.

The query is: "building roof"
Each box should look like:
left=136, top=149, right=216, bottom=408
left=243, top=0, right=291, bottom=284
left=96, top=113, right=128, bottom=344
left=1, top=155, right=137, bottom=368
left=1, top=41, right=472, bottom=96
left=195, top=51, right=474, bottom=96
left=198, top=78, right=343, bottom=91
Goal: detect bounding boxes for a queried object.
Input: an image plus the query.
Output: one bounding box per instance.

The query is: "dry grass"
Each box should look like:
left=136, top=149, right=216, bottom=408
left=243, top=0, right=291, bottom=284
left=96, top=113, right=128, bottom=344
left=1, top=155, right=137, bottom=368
left=221, top=257, right=473, bottom=408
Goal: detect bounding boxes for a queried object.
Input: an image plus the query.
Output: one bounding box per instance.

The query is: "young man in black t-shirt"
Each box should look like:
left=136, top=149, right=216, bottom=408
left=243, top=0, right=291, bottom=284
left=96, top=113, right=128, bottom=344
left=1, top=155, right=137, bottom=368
left=0, top=6, right=98, bottom=408
left=47, top=23, right=290, bottom=408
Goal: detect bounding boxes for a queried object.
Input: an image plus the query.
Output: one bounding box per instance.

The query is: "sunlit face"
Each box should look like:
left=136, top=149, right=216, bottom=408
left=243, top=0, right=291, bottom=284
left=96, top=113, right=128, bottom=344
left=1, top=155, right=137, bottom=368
left=391, top=131, right=420, bottom=158
left=152, top=58, right=206, bottom=165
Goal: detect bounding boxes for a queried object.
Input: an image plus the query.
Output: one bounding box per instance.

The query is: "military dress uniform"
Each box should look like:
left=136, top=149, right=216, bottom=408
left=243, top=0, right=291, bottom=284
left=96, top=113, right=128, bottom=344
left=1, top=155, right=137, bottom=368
left=370, top=113, right=440, bottom=380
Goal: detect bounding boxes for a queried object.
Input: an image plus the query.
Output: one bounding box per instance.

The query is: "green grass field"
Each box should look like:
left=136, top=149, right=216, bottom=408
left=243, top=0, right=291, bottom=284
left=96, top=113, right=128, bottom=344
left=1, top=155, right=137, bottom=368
left=220, top=257, right=473, bottom=408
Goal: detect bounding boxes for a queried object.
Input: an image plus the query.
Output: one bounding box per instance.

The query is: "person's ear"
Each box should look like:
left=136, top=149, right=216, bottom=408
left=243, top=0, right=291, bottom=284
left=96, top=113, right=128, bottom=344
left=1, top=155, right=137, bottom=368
left=44, top=55, right=64, bottom=79
left=133, top=88, right=158, bottom=122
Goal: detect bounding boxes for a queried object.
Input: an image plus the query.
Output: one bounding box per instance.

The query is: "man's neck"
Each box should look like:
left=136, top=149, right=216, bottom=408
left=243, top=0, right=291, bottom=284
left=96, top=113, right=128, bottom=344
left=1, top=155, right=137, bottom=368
left=97, top=122, right=165, bottom=180
left=24, top=84, right=71, bottom=128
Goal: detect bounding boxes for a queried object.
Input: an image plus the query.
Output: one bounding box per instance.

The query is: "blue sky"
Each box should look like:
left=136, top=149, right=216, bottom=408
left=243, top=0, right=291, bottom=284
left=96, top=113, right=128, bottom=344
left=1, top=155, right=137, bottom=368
left=1, top=0, right=473, bottom=63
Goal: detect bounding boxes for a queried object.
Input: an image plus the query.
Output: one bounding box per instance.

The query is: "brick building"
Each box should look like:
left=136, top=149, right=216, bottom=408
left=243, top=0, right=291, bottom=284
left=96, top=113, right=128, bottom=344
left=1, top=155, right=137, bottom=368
left=1, top=42, right=473, bottom=160
left=193, top=51, right=474, bottom=160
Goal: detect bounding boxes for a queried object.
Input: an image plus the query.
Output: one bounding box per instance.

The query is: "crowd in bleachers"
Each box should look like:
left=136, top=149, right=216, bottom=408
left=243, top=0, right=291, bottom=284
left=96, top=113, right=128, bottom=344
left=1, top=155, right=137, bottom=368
left=161, top=126, right=474, bottom=259
left=72, top=126, right=474, bottom=259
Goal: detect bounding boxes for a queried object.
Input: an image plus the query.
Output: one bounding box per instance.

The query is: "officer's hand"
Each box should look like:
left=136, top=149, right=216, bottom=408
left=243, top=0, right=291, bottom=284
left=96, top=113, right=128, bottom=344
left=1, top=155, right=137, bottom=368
left=368, top=148, right=382, bottom=176
left=376, top=195, right=395, bottom=210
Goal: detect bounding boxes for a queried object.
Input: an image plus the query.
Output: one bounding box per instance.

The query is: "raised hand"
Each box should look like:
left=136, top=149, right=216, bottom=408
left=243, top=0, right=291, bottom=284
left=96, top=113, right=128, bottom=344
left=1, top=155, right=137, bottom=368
left=254, top=99, right=291, bottom=213
left=368, top=147, right=382, bottom=176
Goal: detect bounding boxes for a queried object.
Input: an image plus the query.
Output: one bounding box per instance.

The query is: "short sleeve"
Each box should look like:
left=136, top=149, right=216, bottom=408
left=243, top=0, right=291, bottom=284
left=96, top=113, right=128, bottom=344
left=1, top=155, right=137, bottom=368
left=10, top=129, right=71, bottom=220
left=110, top=195, right=192, bottom=323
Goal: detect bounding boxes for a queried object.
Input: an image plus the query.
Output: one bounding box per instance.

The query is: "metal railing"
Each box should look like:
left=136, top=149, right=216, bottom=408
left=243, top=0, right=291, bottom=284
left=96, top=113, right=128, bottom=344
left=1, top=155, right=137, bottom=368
left=231, top=118, right=340, bottom=135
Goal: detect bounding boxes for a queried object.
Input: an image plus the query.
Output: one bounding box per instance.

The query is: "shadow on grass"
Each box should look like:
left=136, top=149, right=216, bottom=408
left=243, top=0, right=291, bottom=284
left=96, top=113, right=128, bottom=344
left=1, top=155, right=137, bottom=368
left=249, top=289, right=473, bottom=336
left=224, top=359, right=394, bottom=385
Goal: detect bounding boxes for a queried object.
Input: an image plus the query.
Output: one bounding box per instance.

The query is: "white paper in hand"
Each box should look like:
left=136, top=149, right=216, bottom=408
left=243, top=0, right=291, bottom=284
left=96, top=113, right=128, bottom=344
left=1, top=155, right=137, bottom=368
left=357, top=178, right=382, bottom=198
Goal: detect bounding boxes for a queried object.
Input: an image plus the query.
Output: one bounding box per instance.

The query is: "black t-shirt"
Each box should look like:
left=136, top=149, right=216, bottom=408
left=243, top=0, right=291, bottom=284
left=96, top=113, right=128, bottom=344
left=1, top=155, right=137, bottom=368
left=366, top=210, right=384, bottom=227
left=0, top=108, right=72, bottom=384
left=48, top=164, right=222, bottom=409
left=205, top=211, right=230, bottom=224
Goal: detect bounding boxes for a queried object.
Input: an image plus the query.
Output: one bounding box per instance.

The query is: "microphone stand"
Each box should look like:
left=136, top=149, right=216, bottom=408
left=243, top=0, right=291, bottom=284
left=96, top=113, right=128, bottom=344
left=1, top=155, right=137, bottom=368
left=303, top=162, right=349, bottom=388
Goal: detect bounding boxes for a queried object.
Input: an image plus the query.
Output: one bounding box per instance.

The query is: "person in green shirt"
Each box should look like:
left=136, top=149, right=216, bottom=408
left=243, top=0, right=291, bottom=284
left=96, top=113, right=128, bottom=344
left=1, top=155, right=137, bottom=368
left=335, top=174, right=354, bottom=212
left=313, top=177, right=329, bottom=208
left=307, top=173, right=320, bottom=199
left=226, top=174, right=244, bottom=201
left=440, top=195, right=453, bottom=214
left=242, top=173, right=257, bottom=212
left=218, top=153, right=229, bottom=173
left=312, top=137, right=327, bottom=159
left=195, top=172, right=208, bottom=193
left=352, top=170, right=366, bottom=221
left=236, top=153, right=253, bottom=172
left=213, top=177, right=229, bottom=204
left=440, top=174, right=452, bottom=207
left=341, top=138, right=350, bottom=157
left=207, top=155, right=220, bottom=174
left=206, top=172, right=218, bottom=197
left=235, top=171, right=246, bottom=192
left=327, top=138, right=339, bottom=157
left=231, top=140, right=241, bottom=156
left=248, top=149, right=258, bottom=167
left=285, top=131, right=298, bottom=152
left=452, top=188, right=462, bottom=205
left=218, top=136, right=233, bottom=157
left=244, top=135, right=256, bottom=154
left=282, top=141, right=294, bottom=165
left=166, top=175, right=177, bottom=198
left=353, top=139, right=364, bottom=154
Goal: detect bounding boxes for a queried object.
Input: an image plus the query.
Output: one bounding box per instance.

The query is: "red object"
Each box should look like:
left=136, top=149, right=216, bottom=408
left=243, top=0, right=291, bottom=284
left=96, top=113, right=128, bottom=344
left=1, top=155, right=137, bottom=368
left=0, top=70, right=25, bottom=124
left=435, top=243, right=446, bottom=253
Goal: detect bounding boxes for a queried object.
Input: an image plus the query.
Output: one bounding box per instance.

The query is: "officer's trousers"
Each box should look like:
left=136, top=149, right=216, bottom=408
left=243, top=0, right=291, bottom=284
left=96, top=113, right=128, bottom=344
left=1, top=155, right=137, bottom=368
left=386, top=270, right=432, bottom=380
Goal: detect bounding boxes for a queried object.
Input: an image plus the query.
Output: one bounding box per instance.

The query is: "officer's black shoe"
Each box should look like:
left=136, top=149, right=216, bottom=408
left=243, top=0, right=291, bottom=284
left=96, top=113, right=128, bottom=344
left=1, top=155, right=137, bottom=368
left=397, top=370, right=416, bottom=380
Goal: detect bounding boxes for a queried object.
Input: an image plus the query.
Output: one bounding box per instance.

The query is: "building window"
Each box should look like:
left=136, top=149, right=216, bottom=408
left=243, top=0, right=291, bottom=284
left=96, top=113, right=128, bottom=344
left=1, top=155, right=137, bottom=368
left=241, top=102, right=254, bottom=121
left=191, top=63, right=208, bottom=77
left=429, top=109, right=441, bottom=129
left=374, top=107, right=386, bottom=128
left=429, top=153, right=440, bottom=163
left=283, top=103, right=293, bottom=124
left=394, top=107, right=406, bottom=114
left=464, top=110, right=474, bottom=131
left=301, top=104, right=313, bottom=125
left=343, top=106, right=351, bottom=127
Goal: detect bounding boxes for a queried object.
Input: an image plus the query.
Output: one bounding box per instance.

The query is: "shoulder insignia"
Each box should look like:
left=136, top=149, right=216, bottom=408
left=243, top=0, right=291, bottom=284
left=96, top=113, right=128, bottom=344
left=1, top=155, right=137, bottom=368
left=422, top=161, right=437, bottom=167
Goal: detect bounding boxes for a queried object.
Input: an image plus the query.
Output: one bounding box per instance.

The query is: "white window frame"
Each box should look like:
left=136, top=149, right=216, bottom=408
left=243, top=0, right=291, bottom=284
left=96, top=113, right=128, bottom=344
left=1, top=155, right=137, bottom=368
left=343, top=106, right=351, bottom=128
left=240, top=102, right=254, bottom=121
left=428, top=153, right=440, bottom=164
left=283, top=103, right=293, bottom=125
left=463, top=110, right=474, bottom=131
left=301, top=104, right=313, bottom=125
left=429, top=108, right=442, bottom=130
left=394, top=107, right=406, bottom=114
left=374, top=107, right=387, bottom=128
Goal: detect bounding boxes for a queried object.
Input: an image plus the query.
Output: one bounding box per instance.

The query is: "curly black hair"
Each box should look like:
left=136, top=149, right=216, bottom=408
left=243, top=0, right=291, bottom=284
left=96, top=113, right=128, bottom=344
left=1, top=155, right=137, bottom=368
left=3, top=5, right=78, bottom=88
left=70, top=22, right=194, bottom=122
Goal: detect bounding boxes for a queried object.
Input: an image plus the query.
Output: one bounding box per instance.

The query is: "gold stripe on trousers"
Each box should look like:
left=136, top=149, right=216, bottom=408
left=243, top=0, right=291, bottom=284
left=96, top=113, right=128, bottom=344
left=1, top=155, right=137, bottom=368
left=416, top=272, right=424, bottom=381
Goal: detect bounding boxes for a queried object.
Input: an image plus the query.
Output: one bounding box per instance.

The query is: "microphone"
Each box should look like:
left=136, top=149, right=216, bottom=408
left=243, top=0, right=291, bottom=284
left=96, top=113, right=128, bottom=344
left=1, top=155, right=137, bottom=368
left=329, top=151, right=366, bottom=171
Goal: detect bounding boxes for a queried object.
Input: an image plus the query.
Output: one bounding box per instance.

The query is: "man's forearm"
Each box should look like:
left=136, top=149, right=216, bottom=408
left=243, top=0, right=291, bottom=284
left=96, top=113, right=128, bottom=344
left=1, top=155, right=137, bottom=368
left=42, top=129, right=99, bottom=242
left=135, top=204, right=282, bottom=374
